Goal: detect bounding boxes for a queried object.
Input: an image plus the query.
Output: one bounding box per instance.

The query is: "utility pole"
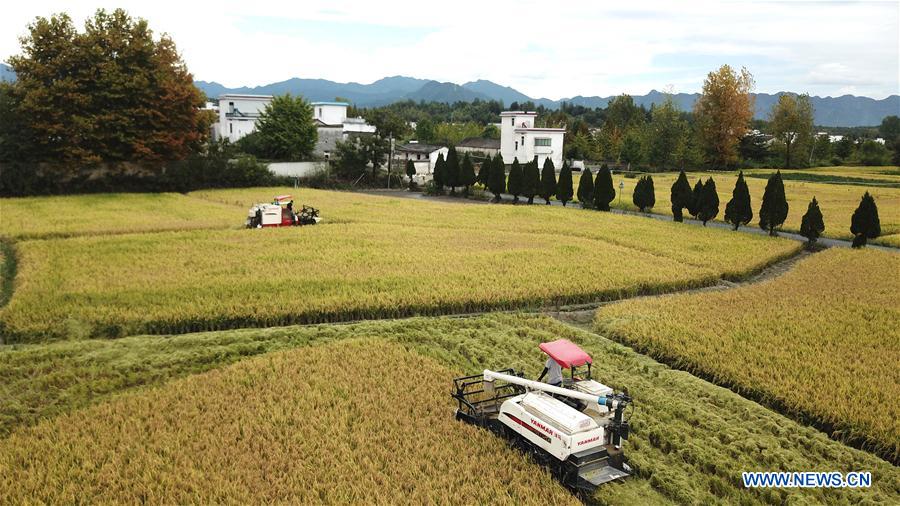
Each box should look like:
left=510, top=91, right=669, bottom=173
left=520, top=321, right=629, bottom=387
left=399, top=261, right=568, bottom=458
left=387, top=132, right=394, bottom=189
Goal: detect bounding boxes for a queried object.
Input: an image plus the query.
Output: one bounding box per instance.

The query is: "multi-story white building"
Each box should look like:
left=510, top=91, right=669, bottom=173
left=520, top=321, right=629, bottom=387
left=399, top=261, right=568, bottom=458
left=499, top=111, right=565, bottom=168
left=214, top=94, right=273, bottom=142
left=311, top=101, right=376, bottom=158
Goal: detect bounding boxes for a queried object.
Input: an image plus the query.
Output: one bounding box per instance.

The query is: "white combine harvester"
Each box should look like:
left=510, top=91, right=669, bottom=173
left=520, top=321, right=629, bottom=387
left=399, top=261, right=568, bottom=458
left=452, top=339, right=632, bottom=491
left=246, top=195, right=320, bottom=228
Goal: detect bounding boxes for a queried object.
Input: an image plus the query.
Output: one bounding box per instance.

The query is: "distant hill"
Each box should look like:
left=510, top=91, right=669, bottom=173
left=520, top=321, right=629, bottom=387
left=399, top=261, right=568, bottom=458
left=0, top=63, right=15, bottom=82
left=195, top=75, right=898, bottom=127
left=2, top=62, right=894, bottom=126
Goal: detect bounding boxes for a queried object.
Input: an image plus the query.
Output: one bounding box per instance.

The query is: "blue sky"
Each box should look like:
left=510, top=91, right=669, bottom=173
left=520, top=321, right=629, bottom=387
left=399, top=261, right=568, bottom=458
left=2, top=0, right=898, bottom=99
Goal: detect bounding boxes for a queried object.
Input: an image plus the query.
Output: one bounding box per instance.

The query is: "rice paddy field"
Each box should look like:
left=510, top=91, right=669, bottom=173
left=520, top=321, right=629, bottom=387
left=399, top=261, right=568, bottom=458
left=572, top=168, right=900, bottom=246
left=595, top=248, right=900, bottom=463
left=0, top=188, right=800, bottom=342
left=1, top=315, right=898, bottom=505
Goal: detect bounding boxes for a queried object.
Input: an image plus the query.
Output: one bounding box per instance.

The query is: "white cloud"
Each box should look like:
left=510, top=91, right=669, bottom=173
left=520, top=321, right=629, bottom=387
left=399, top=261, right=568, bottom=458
left=1, top=0, right=897, bottom=98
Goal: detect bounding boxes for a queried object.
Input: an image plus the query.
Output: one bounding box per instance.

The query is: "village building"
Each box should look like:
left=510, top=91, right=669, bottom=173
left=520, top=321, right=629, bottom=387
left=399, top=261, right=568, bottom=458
left=213, top=94, right=272, bottom=143
left=456, top=137, right=501, bottom=158
left=499, top=111, right=565, bottom=169
left=394, top=143, right=449, bottom=176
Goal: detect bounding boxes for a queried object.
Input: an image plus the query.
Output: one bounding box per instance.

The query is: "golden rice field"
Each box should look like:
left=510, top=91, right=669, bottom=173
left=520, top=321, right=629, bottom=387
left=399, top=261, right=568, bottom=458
left=0, top=192, right=239, bottom=239
left=594, top=248, right=900, bottom=462
left=1, top=315, right=897, bottom=505
left=0, top=189, right=800, bottom=341
left=569, top=169, right=900, bottom=245
left=0, top=339, right=578, bottom=504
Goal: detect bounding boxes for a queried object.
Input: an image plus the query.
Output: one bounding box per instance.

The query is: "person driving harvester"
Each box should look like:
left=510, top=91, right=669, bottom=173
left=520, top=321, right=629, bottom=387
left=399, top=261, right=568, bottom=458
left=537, top=355, right=564, bottom=387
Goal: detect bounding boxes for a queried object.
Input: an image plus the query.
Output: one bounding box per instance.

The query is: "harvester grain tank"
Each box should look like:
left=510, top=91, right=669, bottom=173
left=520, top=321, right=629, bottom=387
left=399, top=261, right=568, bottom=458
left=452, top=339, right=632, bottom=491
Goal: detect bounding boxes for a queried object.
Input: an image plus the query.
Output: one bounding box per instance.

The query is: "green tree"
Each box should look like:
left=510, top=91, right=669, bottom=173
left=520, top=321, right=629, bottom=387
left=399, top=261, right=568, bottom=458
left=459, top=152, right=476, bottom=194
left=893, top=137, right=900, bottom=166
left=481, top=124, right=500, bottom=139
left=687, top=179, right=704, bottom=218
left=256, top=94, right=317, bottom=161
left=619, top=133, right=643, bottom=168
left=556, top=162, right=574, bottom=206
left=769, top=94, right=814, bottom=168
left=694, top=65, right=755, bottom=168
left=799, top=197, right=825, bottom=247
left=487, top=155, right=506, bottom=202
left=331, top=138, right=368, bottom=179
left=879, top=115, right=900, bottom=141
left=593, top=164, right=616, bottom=211
left=577, top=167, right=594, bottom=208
left=432, top=152, right=446, bottom=192
left=697, top=177, right=720, bottom=225
left=670, top=170, right=693, bottom=222
left=724, top=171, right=753, bottom=230
left=6, top=9, right=208, bottom=164
left=507, top=158, right=523, bottom=203
left=759, top=171, right=789, bottom=236
left=523, top=157, right=541, bottom=204
left=850, top=192, right=880, bottom=248
left=405, top=159, right=416, bottom=189
left=646, top=97, right=688, bottom=168
left=445, top=147, right=460, bottom=193
left=416, top=117, right=435, bottom=143
left=359, top=134, right=390, bottom=177
left=540, top=158, right=557, bottom=204
left=364, top=109, right=409, bottom=138
left=834, top=137, right=854, bottom=160
left=858, top=140, right=888, bottom=166
left=475, top=157, right=489, bottom=186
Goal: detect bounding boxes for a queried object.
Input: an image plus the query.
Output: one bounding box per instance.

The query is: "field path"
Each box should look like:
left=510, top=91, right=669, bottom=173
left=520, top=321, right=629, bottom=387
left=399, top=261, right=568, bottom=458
left=546, top=249, right=815, bottom=330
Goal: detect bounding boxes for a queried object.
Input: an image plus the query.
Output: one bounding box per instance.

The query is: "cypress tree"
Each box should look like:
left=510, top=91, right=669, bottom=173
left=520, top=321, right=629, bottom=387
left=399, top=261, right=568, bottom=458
left=459, top=153, right=476, bottom=195
left=557, top=162, right=574, bottom=206
left=688, top=180, right=704, bottom=218
left=634, top=175, right=655, bottom=212
left=405, top=160, right=416, bottom=190
left=670, top=170, right=692, bottom=222
left=800, top=197, right=825, bottom=247
left=593, top=164, right=616, bottom=211
left=507, top=157, right=523, bottom=203
left=445, top=146, right=460, bottom=194
left=523, top=157, right=540, bottom=204
left=540, top=158, right=557, bottom=204
left=432, top=152, right=446, bottom=193
left=487, top=155, right=506, bottom=203
left=577, top=167, right=594, bottom=208
left=697, top=177, right=719, bottom=226
left=632, top=176, right=646, bottom=211
left=724, top=171, right=753, bottom=230
left=850, top=191, right=881, bottom=248
left=759, top=171, right=789, bottom=236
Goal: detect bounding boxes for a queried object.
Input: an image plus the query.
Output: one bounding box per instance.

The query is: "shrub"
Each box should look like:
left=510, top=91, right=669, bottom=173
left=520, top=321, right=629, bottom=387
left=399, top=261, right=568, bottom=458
left=759, top=171, right=789, bottom=236
left=540, top=158, right=556, bottom=204
left=724, top=171, right=753, bottom=230
left=556, top=163, right=574, bottom=206
left=850, top=192, right=881, bottom=247
left=593, top=164, right=615, bottom=211
left=799, top=197, right=824, bottom=247
left=670, top=170, right=692, bottom=222
left=577, top=167, right=594, bottom=208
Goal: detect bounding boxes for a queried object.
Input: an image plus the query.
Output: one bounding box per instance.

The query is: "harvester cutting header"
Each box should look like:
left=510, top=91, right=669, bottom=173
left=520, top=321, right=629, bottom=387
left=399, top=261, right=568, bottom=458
left=452, top=339, right=633, bottom=492
left=246, top=195, right=320, bottom=228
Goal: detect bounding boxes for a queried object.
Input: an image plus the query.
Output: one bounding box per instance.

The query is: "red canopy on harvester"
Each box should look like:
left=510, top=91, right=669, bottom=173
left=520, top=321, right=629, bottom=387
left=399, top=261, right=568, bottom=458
left=539, top=339, right=592, bottom=369
left=274, top=195, right=292, bottom=202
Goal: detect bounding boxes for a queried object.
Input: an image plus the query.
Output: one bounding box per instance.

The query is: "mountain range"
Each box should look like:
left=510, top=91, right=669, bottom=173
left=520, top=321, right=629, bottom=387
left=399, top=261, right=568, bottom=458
left=2, top=63, right=896, bottom=127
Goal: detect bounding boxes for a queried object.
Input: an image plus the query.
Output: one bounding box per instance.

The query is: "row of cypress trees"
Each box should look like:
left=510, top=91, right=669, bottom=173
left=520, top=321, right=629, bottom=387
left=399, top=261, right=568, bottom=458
left=431, top=147, right=478, bottom=195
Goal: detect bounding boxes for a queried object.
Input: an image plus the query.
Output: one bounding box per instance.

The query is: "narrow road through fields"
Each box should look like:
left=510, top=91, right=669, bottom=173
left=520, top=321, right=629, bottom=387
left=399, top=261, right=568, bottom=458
left=358, top=189, right=898, bottom=252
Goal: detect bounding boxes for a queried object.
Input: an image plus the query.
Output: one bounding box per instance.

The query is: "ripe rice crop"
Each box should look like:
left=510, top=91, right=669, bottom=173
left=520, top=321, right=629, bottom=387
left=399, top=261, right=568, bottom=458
left=595, top=248, right=900, bottom=462
left=0, top=192, right=239, bottom=240
left=0, top=200, right=799, bottom=341
left=0, top=339, right=578, bottom=504
left=1, top=314, right=897, bottom=504
left=568, top=170, right=900, bottom=244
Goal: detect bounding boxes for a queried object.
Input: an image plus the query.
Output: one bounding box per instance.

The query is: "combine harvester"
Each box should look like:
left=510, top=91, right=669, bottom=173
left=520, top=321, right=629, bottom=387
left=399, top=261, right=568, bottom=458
left=452, top=339, right=632, bottom=492
left=246, top=195, right=320, bottom=228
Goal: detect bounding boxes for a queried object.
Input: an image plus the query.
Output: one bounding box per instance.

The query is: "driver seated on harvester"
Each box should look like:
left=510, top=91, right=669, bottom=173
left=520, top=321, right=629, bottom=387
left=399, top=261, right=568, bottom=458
left=537, top=356, right=564, bottom=387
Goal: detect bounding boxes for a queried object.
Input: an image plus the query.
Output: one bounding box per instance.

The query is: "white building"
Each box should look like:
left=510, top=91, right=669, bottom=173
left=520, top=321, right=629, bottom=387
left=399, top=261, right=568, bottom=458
left=394, top=143, right=449, bottom=175
left=311, top=101, right=377, bottom=158
left=499, top=111, right=565, bottom=169
left=214, top=94, right=273, bottom=142
left=457, top=137, right=501, bottom=157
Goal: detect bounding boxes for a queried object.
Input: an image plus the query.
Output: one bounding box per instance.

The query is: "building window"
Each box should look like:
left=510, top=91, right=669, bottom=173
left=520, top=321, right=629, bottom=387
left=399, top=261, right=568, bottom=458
left=318, top=107, right=322, bottom=117
left=417, top=154, right=421, bottom=160
left=521, top=136, right=525, bottom=146
left=515, top=141, right=518, bottom=150
left=228, top=101, right=234, bottom=113
left=534, top=138, right=551, bottom=147
left=229, top=123, right=233, bottom=134
left=510, top=118, right=514, bottom=126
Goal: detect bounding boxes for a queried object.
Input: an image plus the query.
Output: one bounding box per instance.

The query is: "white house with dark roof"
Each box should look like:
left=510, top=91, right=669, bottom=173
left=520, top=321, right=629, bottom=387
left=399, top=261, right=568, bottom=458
left=311, top=101, right=376, bottom=158
left=215, top=94, right=272, bottom=142
left=457, top=137, right=501, bottom=157
left=500, top=111, right=565, bottom=169
left=394, top=143, right=449, bottom=175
